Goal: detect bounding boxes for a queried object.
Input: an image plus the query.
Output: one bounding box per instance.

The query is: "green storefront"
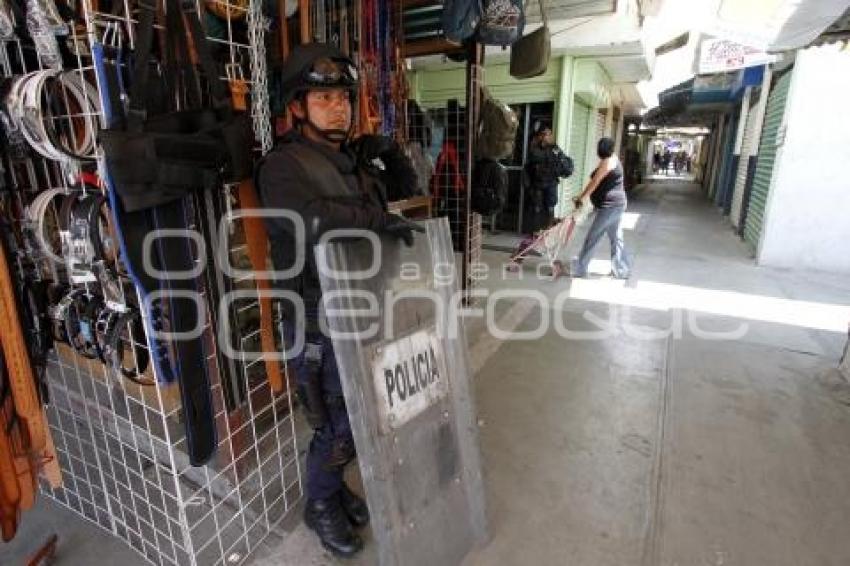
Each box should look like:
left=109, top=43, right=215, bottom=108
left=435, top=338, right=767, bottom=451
left=409, top=55, right=616, bottom=224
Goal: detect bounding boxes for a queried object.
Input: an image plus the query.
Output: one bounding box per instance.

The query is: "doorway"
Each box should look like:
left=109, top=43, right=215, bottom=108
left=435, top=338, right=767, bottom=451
left=487, top=101, right=555, bottom=236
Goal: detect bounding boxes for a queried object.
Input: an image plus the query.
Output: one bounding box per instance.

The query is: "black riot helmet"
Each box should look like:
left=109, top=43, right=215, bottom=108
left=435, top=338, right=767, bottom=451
left=279, top=43, right=359, bottom=143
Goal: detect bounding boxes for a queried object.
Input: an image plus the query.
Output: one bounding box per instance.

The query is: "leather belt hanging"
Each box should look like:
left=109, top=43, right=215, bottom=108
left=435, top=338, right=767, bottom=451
left=0, top=359, right=31, bottom=542
left=65, top=191, right=109, bottom=281
left=0, top=238, right=47, bottom=454
left=236, top=179, right=285, bottom=394
left=100, top=308, right=152, bottom=386
left=26, top=187, right=69, bottom=266
left=0, top=235, right=61, bottom=543
left=3, top=70, right=101, bottom=162
left=49, top=287, right=151, bottom=381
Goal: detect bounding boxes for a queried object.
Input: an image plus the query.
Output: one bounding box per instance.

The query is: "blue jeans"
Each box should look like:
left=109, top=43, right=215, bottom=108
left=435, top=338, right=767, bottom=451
left=573, top=205, right=631, bottom=278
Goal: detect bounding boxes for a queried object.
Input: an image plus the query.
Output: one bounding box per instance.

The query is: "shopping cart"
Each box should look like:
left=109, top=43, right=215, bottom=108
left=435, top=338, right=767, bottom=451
left=505, top=201, right=590, bottom=278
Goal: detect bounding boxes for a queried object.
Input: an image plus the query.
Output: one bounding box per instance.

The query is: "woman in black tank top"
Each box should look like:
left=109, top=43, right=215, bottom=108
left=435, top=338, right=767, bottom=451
left=570, top=137, right=631, bottom=279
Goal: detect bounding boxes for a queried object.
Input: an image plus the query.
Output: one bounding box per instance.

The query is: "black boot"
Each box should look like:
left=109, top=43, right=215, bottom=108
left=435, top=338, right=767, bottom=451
left=339, top=483, right=370, bottom=528
left=304, top=496, right=364, bottom=558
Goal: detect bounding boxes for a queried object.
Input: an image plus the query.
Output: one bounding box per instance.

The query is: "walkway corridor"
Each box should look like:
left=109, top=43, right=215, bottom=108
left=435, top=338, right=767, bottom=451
left=462, top=179, right=850, bottom=565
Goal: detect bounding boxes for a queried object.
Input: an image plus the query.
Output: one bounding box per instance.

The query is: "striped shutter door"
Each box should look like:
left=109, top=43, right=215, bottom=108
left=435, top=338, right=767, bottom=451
left=744, top=71, right=792, bottom=249
left=595, top=109, right=606, bottom=144
left=566, top=100, right=591, bottom=200
left=730, top=101, right=759, bottom=227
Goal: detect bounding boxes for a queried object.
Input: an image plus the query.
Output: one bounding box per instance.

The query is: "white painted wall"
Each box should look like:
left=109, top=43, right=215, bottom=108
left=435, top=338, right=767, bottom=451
left=757, top=44, right=850, bottom=274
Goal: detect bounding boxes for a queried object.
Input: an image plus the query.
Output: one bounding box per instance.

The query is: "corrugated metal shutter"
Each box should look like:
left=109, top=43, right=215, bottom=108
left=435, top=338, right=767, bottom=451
left=709, top=115, right=733, bottom=201
left=567, top=100, right=591, bottom=192
left=730, top=101, right=759, bottom=227
left=595, top=109, right=606, bottom=143
left=713, top=113, right=738, bottom=206
left=744, top=71, right=792, bottom=249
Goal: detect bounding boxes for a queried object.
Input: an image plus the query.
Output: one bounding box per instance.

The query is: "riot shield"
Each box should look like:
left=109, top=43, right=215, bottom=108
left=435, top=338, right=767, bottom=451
left=314, top=217, right=487, bottom=566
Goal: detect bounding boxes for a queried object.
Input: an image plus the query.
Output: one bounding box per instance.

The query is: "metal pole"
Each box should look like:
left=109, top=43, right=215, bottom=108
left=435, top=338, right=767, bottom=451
left=463, top=41, right=483, bottom=302
left=518, top=102, right=531, bottom=233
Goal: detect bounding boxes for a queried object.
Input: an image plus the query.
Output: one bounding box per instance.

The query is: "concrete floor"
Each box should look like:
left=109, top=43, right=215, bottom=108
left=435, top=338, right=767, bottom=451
left=4, top=180, right=850, bottom=565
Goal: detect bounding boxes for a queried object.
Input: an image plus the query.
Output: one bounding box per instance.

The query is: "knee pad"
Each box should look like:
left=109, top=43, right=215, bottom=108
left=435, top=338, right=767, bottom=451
left=322, top=436, right=356, bottom=470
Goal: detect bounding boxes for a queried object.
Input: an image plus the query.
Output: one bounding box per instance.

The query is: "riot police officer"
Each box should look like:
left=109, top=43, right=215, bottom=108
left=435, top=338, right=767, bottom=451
left=257, top=43, right=421, bottom=557
left=526, top=122, right=573, bottom=228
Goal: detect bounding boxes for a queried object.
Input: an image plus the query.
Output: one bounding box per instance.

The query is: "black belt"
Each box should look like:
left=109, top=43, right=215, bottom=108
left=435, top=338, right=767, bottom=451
left=100, top=308, right=151, bottom=385
left=51, top=287, right=150, bottom=380
left=62, top=289, right=102, bottom=360
left=194, top=186, right=243, bottom=411
left=111, top=188, right=216, bottom=464
left=56, top=181, right=117, bottom=283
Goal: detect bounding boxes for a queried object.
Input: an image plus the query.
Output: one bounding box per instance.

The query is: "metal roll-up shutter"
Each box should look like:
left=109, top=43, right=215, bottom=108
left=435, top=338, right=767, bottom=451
left=730, top=101, right=759, bottom=227
left=711, top=114, right=731, bottom=202
left=595, top=109, right=606, bottom=144
left=711, top=115, right=736, bottom=202
left=565, top=99, right=591, bottom=201
left=744, top=71, right=792, bottom=249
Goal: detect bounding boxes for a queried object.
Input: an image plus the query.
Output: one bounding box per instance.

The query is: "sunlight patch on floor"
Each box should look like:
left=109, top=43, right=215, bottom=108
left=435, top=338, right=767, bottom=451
left=568, top=277, right=850, bottom=332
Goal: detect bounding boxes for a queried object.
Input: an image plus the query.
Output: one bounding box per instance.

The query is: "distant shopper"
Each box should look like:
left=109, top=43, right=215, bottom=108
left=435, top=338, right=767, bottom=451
left=570, top=137, right=631, bottom=279
left=652, top=150, right=661, bottom=173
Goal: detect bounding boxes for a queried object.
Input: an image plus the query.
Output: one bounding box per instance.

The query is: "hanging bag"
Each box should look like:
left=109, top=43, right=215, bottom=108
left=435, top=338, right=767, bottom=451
left=510, top=0, right=551, bottom=79
left=478, top=0, right=525, bottom=46
left=442, top=0, right=482, bottom=45
left=471, top=157, right=508, bottom=216
left=477, top=88, right=519, bottom=160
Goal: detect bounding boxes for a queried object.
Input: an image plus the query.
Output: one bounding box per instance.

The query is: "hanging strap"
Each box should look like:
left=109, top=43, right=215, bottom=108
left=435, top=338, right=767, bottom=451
left=0, top=360, right=22, bottom=541
left=523, top=0, right=548, bottom=27
left=126, top=0, right=157, bottom=129
left=431, top=141, right=465, bottom=201
left=538, top=0, right=548, bottom=26
left=128, top=0, right=230, bottom=131
left=0, top=241, right=46, bottom=454
left=0, top=234, right=60, bottom=507
left=236, top=180, right=285, bottom=394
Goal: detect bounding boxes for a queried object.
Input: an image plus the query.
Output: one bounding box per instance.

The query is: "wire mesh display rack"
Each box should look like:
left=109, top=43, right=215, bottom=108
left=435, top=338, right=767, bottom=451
left=0, top=0, right=302, bottom=564
left=424, top=52, right=484, bottom=306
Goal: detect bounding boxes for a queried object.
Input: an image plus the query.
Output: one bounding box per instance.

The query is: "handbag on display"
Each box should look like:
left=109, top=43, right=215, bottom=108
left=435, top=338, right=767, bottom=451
left=478, top=0, right=525, bottom=46
left=510, top=0, right=551, bottom=79
left=477, top=88, right=519, bottom=161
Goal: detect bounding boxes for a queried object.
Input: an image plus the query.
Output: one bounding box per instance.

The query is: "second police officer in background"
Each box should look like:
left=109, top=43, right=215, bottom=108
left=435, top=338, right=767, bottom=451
left=257, top=43, right=423, bottom=558
left=516, top=122, right=574, bottom=255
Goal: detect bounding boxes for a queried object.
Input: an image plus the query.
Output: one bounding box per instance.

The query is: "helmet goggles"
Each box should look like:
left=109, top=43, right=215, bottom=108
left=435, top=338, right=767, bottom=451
left=303, top=57, right=359, bottom=90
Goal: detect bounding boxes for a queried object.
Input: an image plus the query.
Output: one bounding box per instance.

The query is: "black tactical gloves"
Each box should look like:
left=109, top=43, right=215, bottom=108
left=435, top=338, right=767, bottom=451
left=382, top=213, right=425, bottom=247
left=352, top=134, right=395, bottom=161
left=352, top=134, right=419, bottom=201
